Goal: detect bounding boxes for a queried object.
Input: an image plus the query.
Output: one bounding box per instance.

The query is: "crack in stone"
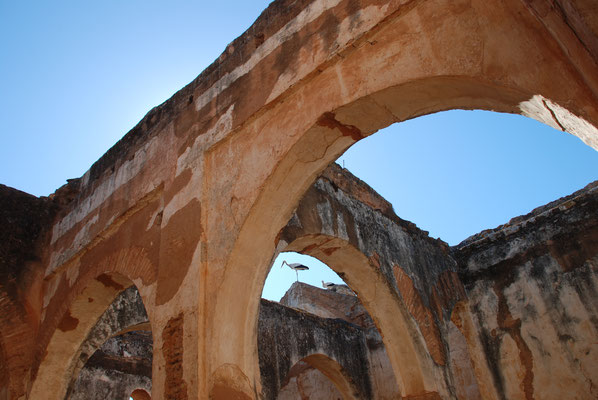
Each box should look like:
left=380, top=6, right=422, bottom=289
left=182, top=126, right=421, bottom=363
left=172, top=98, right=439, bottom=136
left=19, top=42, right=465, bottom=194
left=542, top=99, right=566, bottom=131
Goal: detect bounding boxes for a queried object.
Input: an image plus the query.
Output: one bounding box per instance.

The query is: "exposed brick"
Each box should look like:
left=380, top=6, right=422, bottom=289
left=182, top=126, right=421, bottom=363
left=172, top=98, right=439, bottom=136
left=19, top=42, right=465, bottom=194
left=162, top=313, right=188, bottom=400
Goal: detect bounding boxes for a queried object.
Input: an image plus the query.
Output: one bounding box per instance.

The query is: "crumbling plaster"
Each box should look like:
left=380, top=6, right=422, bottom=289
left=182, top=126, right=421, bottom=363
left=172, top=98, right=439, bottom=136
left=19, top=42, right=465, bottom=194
left=0, top=0, right=597, bottom=398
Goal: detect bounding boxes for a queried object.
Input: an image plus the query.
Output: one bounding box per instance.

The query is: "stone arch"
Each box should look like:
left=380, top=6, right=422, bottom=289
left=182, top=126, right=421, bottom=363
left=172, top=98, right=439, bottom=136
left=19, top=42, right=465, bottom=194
left=29, top=247, right=156, bottom=400
left=258, top=297, right=373, bottom=399
left=265, top=163, right=474, bottom=397
left=191, top=0, right=597, bottom=397
left=209, top=0, right=598, bottom=375
left=210, top=72, right=598, bottom=397
left=282, top=354, right=362, bottom=400
left=281, top=234, right=436, bottom=396
left=64, top=286, right=151, bottom=398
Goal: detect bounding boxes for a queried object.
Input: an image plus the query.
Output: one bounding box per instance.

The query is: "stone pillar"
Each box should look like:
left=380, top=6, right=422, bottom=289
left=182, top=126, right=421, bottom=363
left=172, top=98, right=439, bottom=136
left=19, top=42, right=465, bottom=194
left=150, top=298, right=200, bottom=400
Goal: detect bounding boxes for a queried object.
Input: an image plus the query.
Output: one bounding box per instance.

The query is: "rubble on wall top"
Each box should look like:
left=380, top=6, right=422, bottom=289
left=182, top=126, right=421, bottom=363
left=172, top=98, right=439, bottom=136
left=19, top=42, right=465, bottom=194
left=455, top=179, right=598, bottom=250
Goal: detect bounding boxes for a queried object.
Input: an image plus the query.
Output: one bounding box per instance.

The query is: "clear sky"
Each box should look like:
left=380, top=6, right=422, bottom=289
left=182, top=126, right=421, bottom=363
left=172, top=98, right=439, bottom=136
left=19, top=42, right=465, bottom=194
left=1, top=1, right=597, bottom=302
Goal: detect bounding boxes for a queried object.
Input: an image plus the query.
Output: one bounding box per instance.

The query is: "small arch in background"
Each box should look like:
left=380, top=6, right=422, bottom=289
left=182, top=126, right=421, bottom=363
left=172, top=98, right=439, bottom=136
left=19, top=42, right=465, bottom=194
left=280, top=354, right=360, bottom=400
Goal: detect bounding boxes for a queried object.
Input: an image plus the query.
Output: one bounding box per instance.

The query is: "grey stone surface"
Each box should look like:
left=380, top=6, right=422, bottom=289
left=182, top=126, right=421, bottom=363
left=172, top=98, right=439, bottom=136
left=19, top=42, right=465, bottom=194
left=258, top=298, right=373, bottom=400
left=453, top=181, right=598, bottom=399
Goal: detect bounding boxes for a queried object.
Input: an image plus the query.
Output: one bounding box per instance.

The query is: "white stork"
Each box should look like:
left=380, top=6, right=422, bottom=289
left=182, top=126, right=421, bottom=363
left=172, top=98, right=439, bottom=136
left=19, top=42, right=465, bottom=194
left=281, top=260, right=309, bottom=282
left=322, top=281, right=336, bottom=289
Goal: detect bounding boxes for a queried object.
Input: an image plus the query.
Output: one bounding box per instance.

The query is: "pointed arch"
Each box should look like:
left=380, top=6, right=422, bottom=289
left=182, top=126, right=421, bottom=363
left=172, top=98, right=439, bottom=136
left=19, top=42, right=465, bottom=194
left=211, top=69, right=598, bottom=396
left=29, top=247, right=156, bottom=400
left=284, top=354, right=363, bottom=400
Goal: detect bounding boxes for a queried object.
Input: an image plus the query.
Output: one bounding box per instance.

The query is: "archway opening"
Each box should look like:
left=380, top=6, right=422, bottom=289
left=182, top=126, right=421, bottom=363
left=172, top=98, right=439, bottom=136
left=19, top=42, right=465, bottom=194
left=67, top=285, right=153, bottom=400
left=260, top=251, right=400, bottom=399
left=262, top=252, right=346, bottom=302
left=256, top=107, right=598, bottom=399
left=69, top=329, right=153, bottom=400
left=217, top=64, right=598, bottom=399
left=336, top=109, right=598, bottom=246
left=30, top=265, right=155, bottom=400
left=262, top=240, right=419, bottom=398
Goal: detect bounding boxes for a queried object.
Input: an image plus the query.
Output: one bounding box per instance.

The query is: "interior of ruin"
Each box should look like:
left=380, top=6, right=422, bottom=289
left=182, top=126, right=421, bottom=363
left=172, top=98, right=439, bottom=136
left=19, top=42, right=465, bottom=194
left=1, top=0, right=598, bottom=399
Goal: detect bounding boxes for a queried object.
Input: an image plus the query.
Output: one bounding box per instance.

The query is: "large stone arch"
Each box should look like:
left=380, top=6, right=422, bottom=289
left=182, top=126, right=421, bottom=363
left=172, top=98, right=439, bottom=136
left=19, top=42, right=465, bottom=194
left=6, top=0, right=595, bottom=398
left=265, top=163, right=466, bottom=397
left=64, top=286, right=151, bottom=398
left=285, top=233, right=434, bottom=395
left=29, top=246, right=156, bottom=400
left=205, top=0, right=598, bottom=397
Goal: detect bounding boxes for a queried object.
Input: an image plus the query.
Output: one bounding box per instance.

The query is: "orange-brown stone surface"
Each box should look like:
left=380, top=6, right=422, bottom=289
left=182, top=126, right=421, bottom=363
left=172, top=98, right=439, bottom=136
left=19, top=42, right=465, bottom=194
left=1, top=0, right=597, bottom=398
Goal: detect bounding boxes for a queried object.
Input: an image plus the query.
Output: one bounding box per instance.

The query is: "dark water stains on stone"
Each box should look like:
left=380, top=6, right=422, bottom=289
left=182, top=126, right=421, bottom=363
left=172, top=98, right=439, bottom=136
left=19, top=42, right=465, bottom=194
left=96, top=273, right=125, bottom=291
left=58, top=309, right=79, bottom=332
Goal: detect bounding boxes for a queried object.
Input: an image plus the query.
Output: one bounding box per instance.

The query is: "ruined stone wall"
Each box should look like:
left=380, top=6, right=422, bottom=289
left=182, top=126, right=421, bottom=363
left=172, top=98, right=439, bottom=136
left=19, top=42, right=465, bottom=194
left=0, top=185, right=56, bottom=285
left=280, top=282, right=400, bottom=399
left=69, top=331, right=152, bottom=400
left=0, top=185, right=57, bottom=399
left=280, top=281, right=375, bottom=330
left=64, top=286, right=150, bottom=397
left=23, top=166, right=598, bottom=400
left=280, top=164, right=598, bottom=399
left=1, top=0, right=597, bottom=396
left=453, top=182, right=598, bottom=400
left=258, top=298, right=373, bottom=400
left=280, top=163, right=467, bottom=376
left=67, top=282, right=385, bottom=399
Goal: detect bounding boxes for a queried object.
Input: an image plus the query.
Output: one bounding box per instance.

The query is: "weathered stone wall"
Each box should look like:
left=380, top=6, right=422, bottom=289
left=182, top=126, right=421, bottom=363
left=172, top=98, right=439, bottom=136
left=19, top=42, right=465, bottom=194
left=453, top=182, right=598, bottom=400
left=280, top=282, right=401, bottom=399
left=280, top=281, right=375, bottom=329
left=523, top=0, right=598, bottom=66
left=64, top=286, right=150, bottom=397
left=279, top=164, right=598, bottom=399
left=0, top=185, right=56, bottom=285
left=68, top=282, right=388, bottom=400
left=28, top=166, right=598, bottom=400
left=258, top=297, right=373, bottom=400
left=1, top=0, right=598, bottom=397
left=0, top=185, right=57, bottom=399
left=69, top=331, right=152, bottom=400
left=279, top=163, right=467, bottom=381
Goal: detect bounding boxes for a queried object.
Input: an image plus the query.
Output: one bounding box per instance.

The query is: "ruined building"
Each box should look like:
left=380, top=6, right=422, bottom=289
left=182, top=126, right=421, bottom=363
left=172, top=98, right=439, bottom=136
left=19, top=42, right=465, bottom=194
left=1, top=0, right=598, bottom=399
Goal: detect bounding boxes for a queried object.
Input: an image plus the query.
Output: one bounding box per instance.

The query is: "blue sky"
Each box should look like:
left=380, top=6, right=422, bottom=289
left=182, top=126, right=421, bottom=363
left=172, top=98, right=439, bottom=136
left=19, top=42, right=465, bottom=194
left=1, top=2, right=597, bottom=301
